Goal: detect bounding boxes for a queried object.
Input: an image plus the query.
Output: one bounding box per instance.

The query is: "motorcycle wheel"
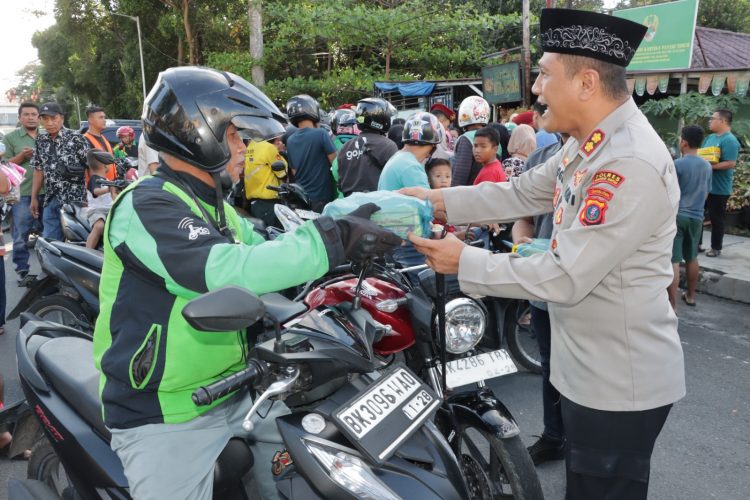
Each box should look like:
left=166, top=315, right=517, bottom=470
left=27, top=438, right=73, bottom=497
left=453, top=425, right=543, bottom=500
left=505, top=301, right=542, bottom=374
left=27, top=295, right=92, bottom=331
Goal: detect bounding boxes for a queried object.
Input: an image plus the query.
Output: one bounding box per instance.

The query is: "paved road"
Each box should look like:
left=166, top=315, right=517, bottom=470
left=1, top=245, right=748, bottom=499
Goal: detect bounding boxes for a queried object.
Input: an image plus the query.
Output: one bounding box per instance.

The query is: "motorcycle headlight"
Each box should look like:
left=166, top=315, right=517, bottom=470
left=305, top=441, right=399, bottom=500
left=440, top=298, right=486, bottom=354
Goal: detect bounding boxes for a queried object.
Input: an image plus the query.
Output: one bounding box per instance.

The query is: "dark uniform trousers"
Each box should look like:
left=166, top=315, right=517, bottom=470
left=562, top=397, right=672, bottom=500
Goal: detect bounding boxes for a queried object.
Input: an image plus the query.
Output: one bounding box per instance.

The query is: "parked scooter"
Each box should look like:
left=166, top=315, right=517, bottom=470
left=7, top=237, right=101, bottom=332
left=9, top=283, right=470, bottom=499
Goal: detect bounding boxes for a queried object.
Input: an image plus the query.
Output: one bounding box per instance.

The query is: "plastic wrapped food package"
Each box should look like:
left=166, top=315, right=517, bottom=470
left=322, top=191, right=433, bottom=239
left=512, top=238, right=551, bottom=257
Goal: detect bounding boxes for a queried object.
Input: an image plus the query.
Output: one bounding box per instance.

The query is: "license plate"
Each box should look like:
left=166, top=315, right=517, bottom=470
left=332, top=364, right=440, bottom=464
left=295, top=209, right=319, bottom=220
left=441, top=349, right=517, bottom=389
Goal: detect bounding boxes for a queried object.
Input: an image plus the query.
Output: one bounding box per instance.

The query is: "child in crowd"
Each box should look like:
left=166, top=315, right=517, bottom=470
left=472, top=127, right=507, bottom=184
left=426, top=157, right=452, bottom=189
left=85, top=150, right=119, bottom=249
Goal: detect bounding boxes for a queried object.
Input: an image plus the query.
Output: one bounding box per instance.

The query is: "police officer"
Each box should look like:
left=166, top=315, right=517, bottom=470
left=404, top=9, right=684, bottom=499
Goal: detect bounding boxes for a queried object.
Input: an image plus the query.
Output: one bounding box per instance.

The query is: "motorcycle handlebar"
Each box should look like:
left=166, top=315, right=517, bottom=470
left=192, top=359, right=266, bottom=407
left=265, top=185, right=282, bottom=192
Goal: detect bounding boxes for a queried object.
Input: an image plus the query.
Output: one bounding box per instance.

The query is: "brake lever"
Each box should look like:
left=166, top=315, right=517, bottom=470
left=241, top=367, right=300, bottom=432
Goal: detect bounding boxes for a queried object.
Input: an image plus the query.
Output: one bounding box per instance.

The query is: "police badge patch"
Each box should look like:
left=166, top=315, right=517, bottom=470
left=591, top=170, right=625, bottom=188
left=579, top=197, right=608, bottom=226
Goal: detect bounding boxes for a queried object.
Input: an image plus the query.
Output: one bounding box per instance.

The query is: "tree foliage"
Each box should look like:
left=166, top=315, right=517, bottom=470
left=16, top=0, right=747, bottom=120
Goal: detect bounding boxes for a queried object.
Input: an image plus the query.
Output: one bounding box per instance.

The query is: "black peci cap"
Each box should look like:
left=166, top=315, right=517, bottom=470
left=539, top=9, right=647, bottom=67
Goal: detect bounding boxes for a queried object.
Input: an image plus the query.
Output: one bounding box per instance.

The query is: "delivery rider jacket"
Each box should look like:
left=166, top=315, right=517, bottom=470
left=93, top=162, right=344, bottom=429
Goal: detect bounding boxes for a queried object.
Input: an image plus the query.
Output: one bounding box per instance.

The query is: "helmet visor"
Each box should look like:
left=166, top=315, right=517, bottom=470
left=232, top=114, right=286, bottom=142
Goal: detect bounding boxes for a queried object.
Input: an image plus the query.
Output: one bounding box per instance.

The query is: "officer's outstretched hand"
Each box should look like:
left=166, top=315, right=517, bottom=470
left=335, top=203, right=403, bottom=262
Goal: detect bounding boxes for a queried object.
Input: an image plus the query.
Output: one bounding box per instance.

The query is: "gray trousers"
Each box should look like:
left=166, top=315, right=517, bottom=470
left=110, top=391, right=288, bottom=500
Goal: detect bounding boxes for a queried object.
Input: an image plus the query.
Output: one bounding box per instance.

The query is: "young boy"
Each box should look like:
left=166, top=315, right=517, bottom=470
left=472, top=127, right=507, bottom=184
left=668, top=125, right=713, bottom=309
left=426, top=157, right=452, bottom=189
left=85, top=150, right=119, bottom=249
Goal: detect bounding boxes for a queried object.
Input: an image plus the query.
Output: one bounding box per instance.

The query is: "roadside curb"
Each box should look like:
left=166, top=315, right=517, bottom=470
left=695, top=267, right=750, bottom=304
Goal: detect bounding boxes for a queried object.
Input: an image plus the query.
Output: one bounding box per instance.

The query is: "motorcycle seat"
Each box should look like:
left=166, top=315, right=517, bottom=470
left=261, top=293, right=307, bottom=324
left=63, top=203, right=93, bottom=233
left=51, top=241, right=104, bottom=272
left=35, top=337, right=110, bottom=440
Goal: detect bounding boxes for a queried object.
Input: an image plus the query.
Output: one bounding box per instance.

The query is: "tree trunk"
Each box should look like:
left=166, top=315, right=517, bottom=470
left=182, top=0, right=197, bottom=65
left=522, top=0, right=531, bottom=107
left=177, top=35, right=184, bottom=65
left=248, top=0, right=265, bottom=86
left=385, top=45, right=391, bottom=80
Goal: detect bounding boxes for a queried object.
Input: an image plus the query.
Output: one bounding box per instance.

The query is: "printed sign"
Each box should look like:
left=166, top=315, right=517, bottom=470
left=614, top=0, right=699, bottom=71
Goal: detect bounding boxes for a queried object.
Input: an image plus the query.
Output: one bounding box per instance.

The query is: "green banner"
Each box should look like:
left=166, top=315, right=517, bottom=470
left=482, top=63, right=522, bottom=104
left=614, top=0, right=699, bottom=71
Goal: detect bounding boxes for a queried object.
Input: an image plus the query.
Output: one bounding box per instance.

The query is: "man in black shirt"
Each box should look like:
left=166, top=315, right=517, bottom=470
left=337, top=97, right=398, bottom=196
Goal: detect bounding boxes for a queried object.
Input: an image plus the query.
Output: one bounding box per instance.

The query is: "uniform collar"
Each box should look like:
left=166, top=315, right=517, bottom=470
left=18, top=127, right=38, bottom=138
left=575, top=98, right=639, bottom=163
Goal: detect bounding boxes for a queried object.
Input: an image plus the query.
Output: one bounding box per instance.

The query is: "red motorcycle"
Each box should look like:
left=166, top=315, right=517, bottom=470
left=302, top=261, right=543, bottom=500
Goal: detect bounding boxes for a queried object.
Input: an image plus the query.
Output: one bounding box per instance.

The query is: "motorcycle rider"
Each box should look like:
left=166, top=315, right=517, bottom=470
left=451, top=96, right=491, bottom=186
left=92, top=67, right=401, bottom=500
left=113, top=126, right=138, bottom=159
left=284, top=95, right=337, bottom=212
left=337, top=97, right=398, bottom=196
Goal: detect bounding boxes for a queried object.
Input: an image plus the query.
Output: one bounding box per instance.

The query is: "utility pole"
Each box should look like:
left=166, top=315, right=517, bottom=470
left=522, top=0, right=531, bottom=107
left=113, top=13, right=147, bottom=102
left=249, top=0, right=265, bottom=87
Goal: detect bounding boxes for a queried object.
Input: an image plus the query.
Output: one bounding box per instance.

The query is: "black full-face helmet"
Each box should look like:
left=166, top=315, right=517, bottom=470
left=142, top=66, right=287, bottom=173
left=355, top=97, right=393, bottom=134
left=286, top=94, right=321, bottom=126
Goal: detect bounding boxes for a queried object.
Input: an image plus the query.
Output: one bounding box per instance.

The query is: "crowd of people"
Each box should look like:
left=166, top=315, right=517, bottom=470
left=0, top=7, right=744, bottom=499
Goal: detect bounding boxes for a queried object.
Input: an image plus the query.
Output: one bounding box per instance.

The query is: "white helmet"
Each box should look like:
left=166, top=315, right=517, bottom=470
left=458, top=96, right=490, bottom=128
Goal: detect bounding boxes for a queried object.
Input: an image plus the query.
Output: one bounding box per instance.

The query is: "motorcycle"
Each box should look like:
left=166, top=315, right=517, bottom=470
left=9, top=282, right=470, bottom=499
left=302, top=260, right=544, bottom=499
left=7, top=237, right=101, bottom=332
left=61, top=179, right=133, bottom=249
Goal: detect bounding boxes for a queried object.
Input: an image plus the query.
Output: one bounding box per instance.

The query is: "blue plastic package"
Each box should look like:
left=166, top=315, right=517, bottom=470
left=322, top=191, right=433, bottom=239
left=512, top=238, right=551, bottom=256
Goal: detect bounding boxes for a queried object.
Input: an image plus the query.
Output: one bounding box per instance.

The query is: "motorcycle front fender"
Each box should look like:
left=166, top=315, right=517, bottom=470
left=439, top=387, right=520, bottom=440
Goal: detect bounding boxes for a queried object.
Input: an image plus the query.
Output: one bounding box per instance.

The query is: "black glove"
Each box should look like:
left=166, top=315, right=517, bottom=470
left=335, top=203, right=403, bottom=262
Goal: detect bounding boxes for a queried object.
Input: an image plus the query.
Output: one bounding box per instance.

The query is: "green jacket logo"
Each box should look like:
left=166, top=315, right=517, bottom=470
left=178, top=217, right=210, bottom=240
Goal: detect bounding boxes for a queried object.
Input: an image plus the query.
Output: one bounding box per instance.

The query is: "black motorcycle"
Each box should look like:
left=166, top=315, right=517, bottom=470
left=8, top=285, right=470, bottom=499
left=7, top=237, right=101, bottom=332
left=60, top=179, right=132, bottom=249
left=303, top=260, right=544, bottom=499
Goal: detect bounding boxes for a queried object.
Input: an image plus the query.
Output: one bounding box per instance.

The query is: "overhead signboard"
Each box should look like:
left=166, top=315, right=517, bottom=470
left=482, top=63, right=522, bottom=104
left=614, top=0, right=699, bottom=71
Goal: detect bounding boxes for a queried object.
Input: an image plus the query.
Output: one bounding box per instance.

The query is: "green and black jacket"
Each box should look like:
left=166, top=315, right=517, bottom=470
left=93, top=165, right=343, bottom=429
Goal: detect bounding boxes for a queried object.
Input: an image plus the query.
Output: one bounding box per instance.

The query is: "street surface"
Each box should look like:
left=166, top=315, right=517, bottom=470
left=1, top=246, right=748, bottom=499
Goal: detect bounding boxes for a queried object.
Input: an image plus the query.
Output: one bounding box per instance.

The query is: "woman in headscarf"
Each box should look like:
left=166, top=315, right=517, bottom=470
left=502, top=124, right=536, bottom=178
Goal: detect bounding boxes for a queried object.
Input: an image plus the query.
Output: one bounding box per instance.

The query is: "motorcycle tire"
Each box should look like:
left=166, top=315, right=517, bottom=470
left=27, top=438, right=73, bottom=497
left=505, top=302, right=542, bottom=374
left=453, top=425, right=543, bottom=500
left=26, top=295, right=93, bottom=331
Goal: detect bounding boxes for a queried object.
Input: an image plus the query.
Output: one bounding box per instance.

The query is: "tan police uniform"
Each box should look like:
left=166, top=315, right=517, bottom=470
left=442, top=97, right=685, bottom=412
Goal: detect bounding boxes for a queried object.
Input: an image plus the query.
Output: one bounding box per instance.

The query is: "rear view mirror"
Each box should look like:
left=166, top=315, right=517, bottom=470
left=182, top=286, right=266, bottom=332
left=271, top=160, right=286, bottom=172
